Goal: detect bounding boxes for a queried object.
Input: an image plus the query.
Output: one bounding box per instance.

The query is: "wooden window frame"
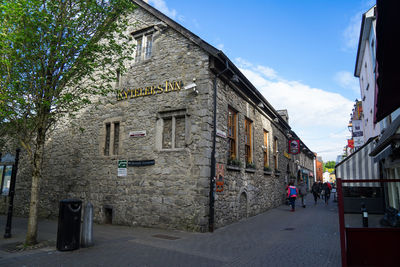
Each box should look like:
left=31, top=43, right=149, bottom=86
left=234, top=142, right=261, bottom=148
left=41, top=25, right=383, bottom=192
left=227, top=107, right=238, bottom=160
left=245, top=118, right=252, bottom=164
left=273, top=137, right=278, bottom=170
left=263, top=130, right=269, bottom=168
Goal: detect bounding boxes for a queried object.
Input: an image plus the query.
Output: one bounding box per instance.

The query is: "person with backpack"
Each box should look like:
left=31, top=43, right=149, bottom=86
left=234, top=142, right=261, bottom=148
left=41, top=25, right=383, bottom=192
left=286, top=181, right=298, bottom=212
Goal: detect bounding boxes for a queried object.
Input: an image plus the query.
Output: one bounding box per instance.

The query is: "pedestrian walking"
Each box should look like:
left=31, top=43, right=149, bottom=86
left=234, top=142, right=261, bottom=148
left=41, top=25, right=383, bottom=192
left=297, top=179, right=307, bottom=208
left=286, top=181, right=298, bottom=212
left=323, top=182, right=331, bottom=204
left=311, top=181, right=320, bottom=204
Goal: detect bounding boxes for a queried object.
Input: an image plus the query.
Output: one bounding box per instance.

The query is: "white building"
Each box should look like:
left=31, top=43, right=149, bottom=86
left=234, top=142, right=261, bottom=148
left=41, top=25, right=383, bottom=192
left=354, top=5, right=379, bottom=142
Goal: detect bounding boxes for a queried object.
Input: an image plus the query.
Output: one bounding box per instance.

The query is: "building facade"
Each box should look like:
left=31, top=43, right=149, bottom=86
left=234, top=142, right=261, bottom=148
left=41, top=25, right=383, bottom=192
left=0, top=0, right=314, bottom=232
left=354, top=5, right=380, bottom=142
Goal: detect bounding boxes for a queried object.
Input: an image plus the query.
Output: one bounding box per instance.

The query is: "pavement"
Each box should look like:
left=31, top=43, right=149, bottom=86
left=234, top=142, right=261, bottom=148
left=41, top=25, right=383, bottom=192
left=0, top=195, right=341, bottom=267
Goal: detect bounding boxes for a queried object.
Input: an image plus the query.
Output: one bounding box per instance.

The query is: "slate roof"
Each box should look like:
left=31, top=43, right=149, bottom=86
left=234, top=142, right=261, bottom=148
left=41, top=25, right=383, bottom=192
left=131, top=0, right=315, bottom=157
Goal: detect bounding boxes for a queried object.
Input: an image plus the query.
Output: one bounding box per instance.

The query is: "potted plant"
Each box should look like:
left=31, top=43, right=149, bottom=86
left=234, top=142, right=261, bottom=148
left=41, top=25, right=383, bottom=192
left=246, top=162, right=256, bottom=169
left=228, top=158, right=241, bottom=167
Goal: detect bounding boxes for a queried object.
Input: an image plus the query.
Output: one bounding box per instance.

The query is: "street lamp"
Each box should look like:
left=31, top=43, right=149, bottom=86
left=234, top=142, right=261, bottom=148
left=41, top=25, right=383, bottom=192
left=348, top=122, right=352, bottom=132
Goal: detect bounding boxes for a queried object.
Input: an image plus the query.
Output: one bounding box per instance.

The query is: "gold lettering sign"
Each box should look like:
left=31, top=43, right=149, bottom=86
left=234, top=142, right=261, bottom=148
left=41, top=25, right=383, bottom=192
left=116, top=80, right=184, bottom=101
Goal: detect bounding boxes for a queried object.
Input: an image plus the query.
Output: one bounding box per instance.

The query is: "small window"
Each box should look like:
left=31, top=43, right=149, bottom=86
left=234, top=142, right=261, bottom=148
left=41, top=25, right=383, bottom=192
left=227, top=108, right=238, bottom=160
left=113, top=122, right=120, bottom=155
left=159, top=110, right=187, bottom=150
left=245, top=118, right=252, bottom=164
left=135, top=37, right=143, bottom=62
left=135, top=34, right=153, bottom=62
left=104, top=123, right=111, bottom=156
left=145, top=34, right=153, bottom=59
left=263, top=130, right=269, bottom=168
left=103, top=121, right=121, bottom=156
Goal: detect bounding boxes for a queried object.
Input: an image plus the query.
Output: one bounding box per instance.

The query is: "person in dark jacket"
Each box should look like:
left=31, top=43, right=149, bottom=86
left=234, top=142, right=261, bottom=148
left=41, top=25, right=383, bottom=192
left=323, top=182, right=331, bottom=204
left=311, top=182, right=320, bottom=204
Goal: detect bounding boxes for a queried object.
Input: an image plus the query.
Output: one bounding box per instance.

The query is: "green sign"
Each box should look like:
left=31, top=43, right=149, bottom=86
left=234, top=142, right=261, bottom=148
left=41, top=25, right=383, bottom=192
left=118, top=160, right=127, bottom=168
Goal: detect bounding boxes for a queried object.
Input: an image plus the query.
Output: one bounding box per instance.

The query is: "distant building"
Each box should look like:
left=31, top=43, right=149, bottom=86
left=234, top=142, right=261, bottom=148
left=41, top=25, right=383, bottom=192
left=315, top=156, right=323, bottom=182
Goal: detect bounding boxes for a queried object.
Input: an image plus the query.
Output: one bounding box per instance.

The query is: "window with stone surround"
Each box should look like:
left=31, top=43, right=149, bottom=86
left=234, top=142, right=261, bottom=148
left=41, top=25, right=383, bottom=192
left=103, top=121, right=121, bottom=156
left=263, top=130, right=269, bottom=168
left=133, top=27, right=155, bottom=62
left=157, top=109, right=189, bottom=150
left=227, top=107, right=238, bottom=160
left=245, top=118, right=253, bottom=164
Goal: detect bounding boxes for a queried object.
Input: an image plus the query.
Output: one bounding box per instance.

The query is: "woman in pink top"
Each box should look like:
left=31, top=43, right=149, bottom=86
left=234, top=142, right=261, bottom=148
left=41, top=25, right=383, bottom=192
left=287, top=181, right=299, bottom=212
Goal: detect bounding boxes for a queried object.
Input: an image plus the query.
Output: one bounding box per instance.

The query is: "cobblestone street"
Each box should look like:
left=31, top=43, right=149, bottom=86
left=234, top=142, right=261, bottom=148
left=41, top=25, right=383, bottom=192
left=0, top=195, right=341, bottom=267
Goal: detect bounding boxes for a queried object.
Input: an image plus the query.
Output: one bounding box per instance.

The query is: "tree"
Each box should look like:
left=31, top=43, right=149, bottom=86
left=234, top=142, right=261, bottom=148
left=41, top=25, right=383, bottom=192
left=323, top=161, right=336, bottom=173
left=0, top=0, right=135, bottom=245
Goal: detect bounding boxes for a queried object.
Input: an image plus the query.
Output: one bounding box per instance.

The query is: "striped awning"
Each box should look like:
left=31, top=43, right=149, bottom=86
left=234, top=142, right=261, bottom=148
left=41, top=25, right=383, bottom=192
left=335, top=137, right=379, bottom=187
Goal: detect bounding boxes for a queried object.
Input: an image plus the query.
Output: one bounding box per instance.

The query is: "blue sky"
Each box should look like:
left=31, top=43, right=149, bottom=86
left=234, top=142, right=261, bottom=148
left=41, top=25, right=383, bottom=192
left=146, top=0, right=376, bottom=162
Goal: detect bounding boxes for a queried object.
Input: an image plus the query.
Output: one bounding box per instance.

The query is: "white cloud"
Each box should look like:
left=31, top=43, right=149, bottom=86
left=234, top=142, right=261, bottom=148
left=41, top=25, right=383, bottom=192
left=235, top=59, right=354, bottom=161
left=334, top=71, right=360, bottom=93
left=149, top=0, right=177, bottom=19
left=343, top=12, right=362, bottom=50
left=217, top=43, right=225, bottom=50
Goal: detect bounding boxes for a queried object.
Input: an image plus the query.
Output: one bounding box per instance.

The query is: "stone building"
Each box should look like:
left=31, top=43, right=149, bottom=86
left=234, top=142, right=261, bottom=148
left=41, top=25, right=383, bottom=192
left=1, top=0, right=314, bottom=232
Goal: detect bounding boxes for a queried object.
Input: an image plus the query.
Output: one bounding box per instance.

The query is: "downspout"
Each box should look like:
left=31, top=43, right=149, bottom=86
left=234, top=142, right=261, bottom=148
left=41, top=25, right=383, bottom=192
left=209, top=59, right=230, bottom=232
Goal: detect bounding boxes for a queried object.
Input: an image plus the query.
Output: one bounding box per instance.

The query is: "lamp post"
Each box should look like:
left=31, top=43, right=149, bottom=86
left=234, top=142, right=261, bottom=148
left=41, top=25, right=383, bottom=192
left=4, top=148, right=20, bottom=238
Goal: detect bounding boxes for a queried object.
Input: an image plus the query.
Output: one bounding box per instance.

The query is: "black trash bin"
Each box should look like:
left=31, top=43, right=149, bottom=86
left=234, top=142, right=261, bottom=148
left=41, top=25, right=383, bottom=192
left=56, top=199, right=82, bottom=251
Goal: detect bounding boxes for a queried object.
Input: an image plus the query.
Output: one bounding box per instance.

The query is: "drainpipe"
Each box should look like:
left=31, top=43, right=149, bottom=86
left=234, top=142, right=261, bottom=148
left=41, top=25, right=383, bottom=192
left=209, top=60, right=230, bottom=232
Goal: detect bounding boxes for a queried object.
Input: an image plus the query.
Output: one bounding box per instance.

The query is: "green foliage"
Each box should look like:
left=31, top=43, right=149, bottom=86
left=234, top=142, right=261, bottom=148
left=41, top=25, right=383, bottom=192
left=228, top=158, right=241, bottom=167
left=264, top=166, right=272, bottom=172
left=246, top=162, right=256, bottom=169
left=0, top=0, right=136, bottom=245
left=0, top=0, right=136, bottom=141
left=323, top=161, right=336, bottom=173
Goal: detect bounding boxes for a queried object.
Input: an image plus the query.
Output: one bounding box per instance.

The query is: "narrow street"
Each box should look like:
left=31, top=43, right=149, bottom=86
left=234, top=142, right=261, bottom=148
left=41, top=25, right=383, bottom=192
left=0, top=194, right=341, bottom=266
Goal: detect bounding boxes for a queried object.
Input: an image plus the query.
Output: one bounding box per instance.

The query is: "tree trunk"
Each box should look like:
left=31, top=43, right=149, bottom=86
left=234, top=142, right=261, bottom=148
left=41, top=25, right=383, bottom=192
left=25, top=124, right=46, bottom=246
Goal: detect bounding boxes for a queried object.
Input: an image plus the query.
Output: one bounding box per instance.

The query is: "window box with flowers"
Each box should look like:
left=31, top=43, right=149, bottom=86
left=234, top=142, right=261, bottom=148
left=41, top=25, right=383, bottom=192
left=264, top=166, right=272, bottom=175
left=245, top=162, right=256, bottom=173
left=227, top=158, right=241, bottom=171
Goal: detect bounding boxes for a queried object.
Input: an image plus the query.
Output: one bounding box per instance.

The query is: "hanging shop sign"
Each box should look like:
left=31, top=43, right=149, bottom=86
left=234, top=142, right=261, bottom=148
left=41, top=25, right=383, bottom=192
left=116, top=80, right=184, bottom=101
left=288, top=139, right=300, bottom=155
left=347, top=139, right=355, bottom=149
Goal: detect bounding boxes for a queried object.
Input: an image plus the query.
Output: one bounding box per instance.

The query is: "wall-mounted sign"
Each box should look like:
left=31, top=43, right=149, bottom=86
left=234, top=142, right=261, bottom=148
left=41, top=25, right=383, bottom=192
left=118, top=160, right=127, bottom=177
left=284, top=151, right=291, bottom=159
left=130, top=130, right=146, bottom=137
left=216, top=163, right=224, bottom=193
left=288, top=139, right=300, bottom=155
left=128, top=160, right=155, bottom=167
left=216, top=129, right=227, bottom=138
left=116, top=80, right=184, bottom=101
